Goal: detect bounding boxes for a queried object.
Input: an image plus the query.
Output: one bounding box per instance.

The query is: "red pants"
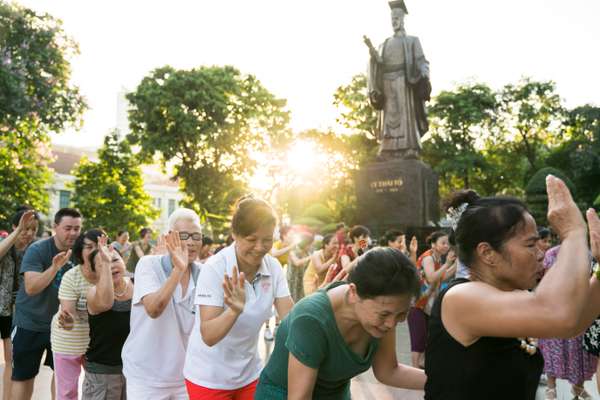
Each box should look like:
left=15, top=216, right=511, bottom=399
left=185, top=379, right=257, bottom=400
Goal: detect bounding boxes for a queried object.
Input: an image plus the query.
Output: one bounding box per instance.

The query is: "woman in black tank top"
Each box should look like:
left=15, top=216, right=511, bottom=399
left=82, top=237, right=133, bottom=400
left=425, top=177, right=599, bottom=400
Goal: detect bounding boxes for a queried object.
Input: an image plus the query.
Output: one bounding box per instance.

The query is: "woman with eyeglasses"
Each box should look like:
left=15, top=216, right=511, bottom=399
left=183, top=197, right=294, bottom=400
left=122, top=208, right=203, bottom=399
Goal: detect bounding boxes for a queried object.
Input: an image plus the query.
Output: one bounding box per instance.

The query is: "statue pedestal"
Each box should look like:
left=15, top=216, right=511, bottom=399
left=355, top=159, right=439, bottom=235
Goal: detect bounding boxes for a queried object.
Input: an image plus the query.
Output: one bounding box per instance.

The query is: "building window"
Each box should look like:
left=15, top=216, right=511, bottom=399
left=168, top=199, right=177, bottom=216
left=59, top=190, right=71, bottom=209
left=154, top=197, right=162, bottom=209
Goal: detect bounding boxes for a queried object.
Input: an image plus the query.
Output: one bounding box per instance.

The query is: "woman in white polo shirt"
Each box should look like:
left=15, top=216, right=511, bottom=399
left=121, top=208, right=203, bottom=399
left=184, top=197, right=294, bottom=400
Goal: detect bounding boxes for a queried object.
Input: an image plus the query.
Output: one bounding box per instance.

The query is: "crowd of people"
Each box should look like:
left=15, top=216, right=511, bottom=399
left=0, top=175, right=599, bottom=399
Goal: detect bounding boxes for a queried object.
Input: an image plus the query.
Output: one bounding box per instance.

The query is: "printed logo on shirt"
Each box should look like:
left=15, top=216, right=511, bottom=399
left=197, top=293, right=212, bottom=298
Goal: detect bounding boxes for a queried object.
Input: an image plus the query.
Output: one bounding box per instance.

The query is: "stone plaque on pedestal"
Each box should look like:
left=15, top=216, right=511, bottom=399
left=356, top=159, right=439, bottom=234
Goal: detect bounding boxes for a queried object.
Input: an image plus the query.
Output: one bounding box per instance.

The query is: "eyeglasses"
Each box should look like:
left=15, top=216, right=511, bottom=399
left=178, top=232, right=203, bottom=241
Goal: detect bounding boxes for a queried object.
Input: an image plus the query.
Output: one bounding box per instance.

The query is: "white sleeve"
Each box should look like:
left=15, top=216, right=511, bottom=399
left=195, top=261, right=225, bottom=307
left=132, top=257, right=162, bottom=305
left=271, top=258, right=290, bottom=298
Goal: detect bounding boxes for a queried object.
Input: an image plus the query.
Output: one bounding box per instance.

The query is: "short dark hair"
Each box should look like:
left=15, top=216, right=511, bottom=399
left=54, top=208, right=82, bottom=225
left=383, top=229, right=404, bottom=246
left=231, top=197, right=277, bottom=237
left=11, top=205, right=40, bottom=228
left=349, top=247, right=419, bottom=299
left=117, top=230, right=128, bottom=237
left=538, top=227, right=551, bottom=240
left=139, top=228, right=152, bottom=239
left=88, top=249, right=100, bottom=272
left=446, top=190, right=529, bottom=266
left=349, top=225, right=370, bottom=242
left=72, top=229, right=106, bottom=265
left=335, top=223, right=346, bottom=231
left=426, top=231, right=448, bottom=247
left=202, top=237, right=214, bottom=246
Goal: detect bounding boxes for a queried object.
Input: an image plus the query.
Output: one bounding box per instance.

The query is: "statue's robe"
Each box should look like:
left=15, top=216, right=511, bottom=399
left=368, top=33, right=430, bottom=156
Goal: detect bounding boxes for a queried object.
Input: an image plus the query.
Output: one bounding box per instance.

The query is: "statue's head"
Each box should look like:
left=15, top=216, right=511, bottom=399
left=389, top=1, right=408, bottom=33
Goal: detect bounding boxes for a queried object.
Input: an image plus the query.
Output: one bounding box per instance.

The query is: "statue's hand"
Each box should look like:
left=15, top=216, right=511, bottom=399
left=369, top=90, right=385, bottom=110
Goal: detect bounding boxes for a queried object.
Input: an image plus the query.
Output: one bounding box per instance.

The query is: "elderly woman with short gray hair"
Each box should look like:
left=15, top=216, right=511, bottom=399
left=121, top=208, right=203, bottom=399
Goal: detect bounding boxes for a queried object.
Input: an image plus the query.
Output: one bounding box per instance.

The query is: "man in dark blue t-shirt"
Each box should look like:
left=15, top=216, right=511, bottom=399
left=11, top=208, right=82, bottom=400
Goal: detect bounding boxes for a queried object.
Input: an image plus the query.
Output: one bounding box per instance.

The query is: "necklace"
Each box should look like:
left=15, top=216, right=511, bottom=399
left=114, top=279, right=129, bottom=297
left=518, top=337, right=538, bottom=355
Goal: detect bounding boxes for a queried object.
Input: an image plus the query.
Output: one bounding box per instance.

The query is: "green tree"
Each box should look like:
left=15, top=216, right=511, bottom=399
left=70, top=132, right=158, bottom=237
left=422, top=83, right=498, bottom=196
left=126, top=65, right=289, bottom=229
left=0, top=2, right=86, bottom=227
left=333, top=74, right=378, bottom=139
left=0, top=1, right=86, bottom=139
left=497, top=78, right=564, bottom=173
left=0, top=132, right=52, bottom=229
left=546, top=105, right=600, bottom=206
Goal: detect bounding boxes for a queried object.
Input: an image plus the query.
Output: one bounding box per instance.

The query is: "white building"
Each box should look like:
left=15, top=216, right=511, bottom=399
left=47, top=145, right=184, bottom=234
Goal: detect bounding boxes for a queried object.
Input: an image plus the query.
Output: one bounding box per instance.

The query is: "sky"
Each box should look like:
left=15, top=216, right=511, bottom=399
left=17, top=0, right=600, bottom=149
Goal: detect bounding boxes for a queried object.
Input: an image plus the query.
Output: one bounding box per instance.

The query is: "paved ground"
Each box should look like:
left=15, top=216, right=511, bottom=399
left=1, top=321, right=599, bottom=399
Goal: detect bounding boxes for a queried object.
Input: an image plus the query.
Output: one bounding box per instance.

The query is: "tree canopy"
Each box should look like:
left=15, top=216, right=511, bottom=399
left=70, top=132, right=158, bottom=237
left=0, top=1, right=85, bottom=227
left=126, top=65, right=290, bottom=231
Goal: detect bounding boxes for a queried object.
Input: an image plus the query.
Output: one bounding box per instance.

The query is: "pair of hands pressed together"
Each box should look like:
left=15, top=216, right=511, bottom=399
left=545, top=175, right=599, bottom=258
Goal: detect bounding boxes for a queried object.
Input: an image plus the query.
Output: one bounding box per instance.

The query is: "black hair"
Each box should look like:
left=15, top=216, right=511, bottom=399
left=538, top=227, right=551, bottom=240
left=335, top=223, right=346, bottom=231
left=54, top=208, right=82, bottom=225
left=139, top=227, right=152, bottom=239
left=348, top=247, right=420, bottom=299
left=72, top=229, right=106, bottom=265
left=426, top=231, right=448, bottom=247
left=349, top=225, right=370, bottom=242
left=231, top=196, right=277, bottom=237
left=322, top=234, right=335, bottom=247
left=117, top=230, right=128, bottom=238
left=88, top=249, right=100, bottom=272
left=446, top=190, right=529, bottom=267
left=202, top=237, right=214, bottom=246
left=383, top=229, right=404, bottom=246
left=11, top=205, right=40, bottom=227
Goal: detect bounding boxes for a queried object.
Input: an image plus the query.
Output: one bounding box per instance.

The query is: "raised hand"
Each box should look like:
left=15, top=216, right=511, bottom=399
left=52, top=249, right=72, bottom=270
left=223, top=266, right=246, bottom=315
left=409, top=236, right=418, bottom=255
left=546, top=175, right=586, bottom=240
left=58, top=308, right=75, bottom=330
left=96, top=235, right=111, bottom=264
left=17, top=210, right=36, bottom=231
left=166, top=231, right=188, bottom=273
left=446, top=249, right=457, bottom=265
left=587, top=209, right=600, bottom=262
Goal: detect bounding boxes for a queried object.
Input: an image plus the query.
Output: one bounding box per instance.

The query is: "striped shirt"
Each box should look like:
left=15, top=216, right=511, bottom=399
left=50, top=266, right=93, bottom=355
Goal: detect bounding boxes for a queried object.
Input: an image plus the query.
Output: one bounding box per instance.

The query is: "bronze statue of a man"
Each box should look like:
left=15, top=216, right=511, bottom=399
left=366, top=0, right=431, bottom=159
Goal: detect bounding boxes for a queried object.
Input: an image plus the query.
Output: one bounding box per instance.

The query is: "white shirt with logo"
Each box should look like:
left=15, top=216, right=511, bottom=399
left=183, top=244, right=290, bottom=390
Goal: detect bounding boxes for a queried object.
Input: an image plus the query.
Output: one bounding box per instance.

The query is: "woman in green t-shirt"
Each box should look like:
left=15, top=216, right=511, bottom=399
left=255, top=247, right=426, bottom=399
